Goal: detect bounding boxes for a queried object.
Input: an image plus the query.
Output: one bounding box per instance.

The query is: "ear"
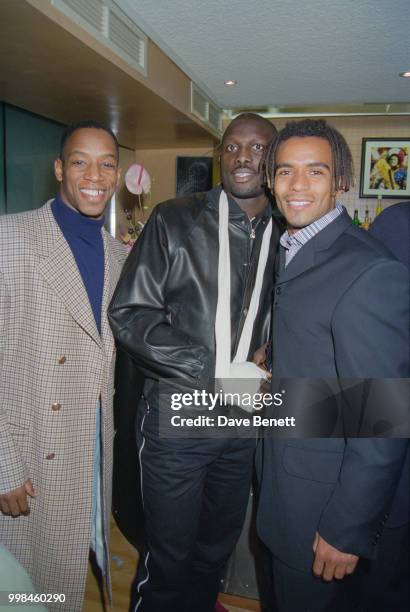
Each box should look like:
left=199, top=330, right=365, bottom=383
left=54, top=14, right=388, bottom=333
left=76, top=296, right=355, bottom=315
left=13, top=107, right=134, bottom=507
left=54, top=158, right=63, bottom=183
left=115, top=166, right=122, bottom=188
left=113, top=168, right=121, bottom=196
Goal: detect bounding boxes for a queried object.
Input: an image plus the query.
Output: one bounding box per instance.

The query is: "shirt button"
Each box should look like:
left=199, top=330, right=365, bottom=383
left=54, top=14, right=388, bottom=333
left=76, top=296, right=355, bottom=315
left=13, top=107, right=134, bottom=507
left=45, top=453, right=55, bottom=460
left=58, top=356, right=66, bottom=364
left=51, top=402, right=61, bottom=411
left=243, top=308, right=248, bottom=316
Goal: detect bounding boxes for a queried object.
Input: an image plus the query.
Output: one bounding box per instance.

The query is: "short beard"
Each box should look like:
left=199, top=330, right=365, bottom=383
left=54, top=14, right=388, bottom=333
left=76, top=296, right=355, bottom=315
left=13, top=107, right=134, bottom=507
left=229, top=185, right=266, bottom=200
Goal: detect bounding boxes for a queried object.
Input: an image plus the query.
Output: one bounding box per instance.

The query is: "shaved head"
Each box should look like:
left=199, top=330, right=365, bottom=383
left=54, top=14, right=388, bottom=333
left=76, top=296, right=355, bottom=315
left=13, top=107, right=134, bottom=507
left=219, top=113, right=277, bottom=217
left=222, top=113, right=277, bottom=147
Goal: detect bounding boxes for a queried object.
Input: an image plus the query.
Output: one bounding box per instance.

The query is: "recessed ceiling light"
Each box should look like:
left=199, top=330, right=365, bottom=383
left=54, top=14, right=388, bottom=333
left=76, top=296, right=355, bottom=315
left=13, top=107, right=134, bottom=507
left=224, top=79, right=237, bottom=86
left=399, top=71, right=410, bottom=78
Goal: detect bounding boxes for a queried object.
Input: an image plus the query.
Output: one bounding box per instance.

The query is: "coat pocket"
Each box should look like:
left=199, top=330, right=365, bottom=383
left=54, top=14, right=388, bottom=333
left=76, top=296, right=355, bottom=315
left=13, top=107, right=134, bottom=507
left=283, top=445, right=343, bottom=484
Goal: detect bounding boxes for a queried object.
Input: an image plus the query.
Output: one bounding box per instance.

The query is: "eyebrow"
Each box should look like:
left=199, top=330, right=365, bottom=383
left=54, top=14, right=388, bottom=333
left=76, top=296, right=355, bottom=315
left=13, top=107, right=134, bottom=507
left=276, top=162, right=331, bottom=170
left=68, top=150, right=117, bottom=159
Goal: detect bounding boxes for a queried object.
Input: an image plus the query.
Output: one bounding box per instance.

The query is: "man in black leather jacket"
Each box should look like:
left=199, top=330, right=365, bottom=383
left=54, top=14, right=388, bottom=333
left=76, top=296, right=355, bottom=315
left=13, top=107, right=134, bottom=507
left=109, top=113, right=282, bottom=612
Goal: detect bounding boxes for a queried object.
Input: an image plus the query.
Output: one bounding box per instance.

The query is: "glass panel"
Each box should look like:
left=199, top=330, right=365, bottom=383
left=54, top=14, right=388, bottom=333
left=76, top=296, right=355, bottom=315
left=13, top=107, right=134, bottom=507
left=0, top=103, right=5, bottom=215
left=5, top=105, right=65, bottom=214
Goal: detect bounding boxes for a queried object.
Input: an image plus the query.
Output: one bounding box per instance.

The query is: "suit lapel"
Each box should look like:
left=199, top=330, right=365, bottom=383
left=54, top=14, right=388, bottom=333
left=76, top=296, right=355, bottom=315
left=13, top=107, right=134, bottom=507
left=34, top=202, right=102, bottom=347
left=277, top=210, right=353, bottom=285
left=277, top=243, right=316, bottom=284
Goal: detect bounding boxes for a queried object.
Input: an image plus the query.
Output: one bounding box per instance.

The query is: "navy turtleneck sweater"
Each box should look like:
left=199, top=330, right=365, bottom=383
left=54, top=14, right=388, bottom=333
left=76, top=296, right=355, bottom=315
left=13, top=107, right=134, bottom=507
left=51, top=193, right=105, bottom=333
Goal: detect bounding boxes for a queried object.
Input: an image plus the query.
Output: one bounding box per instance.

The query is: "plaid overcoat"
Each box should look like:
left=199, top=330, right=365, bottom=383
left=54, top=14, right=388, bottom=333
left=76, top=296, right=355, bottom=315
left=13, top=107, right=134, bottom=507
left=0, top=202, right=126, bottom=610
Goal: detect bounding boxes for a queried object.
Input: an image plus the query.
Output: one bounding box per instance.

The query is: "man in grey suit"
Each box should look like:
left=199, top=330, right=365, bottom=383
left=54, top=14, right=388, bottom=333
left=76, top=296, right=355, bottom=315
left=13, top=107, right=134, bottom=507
left=256, top=119, right=409, bottom=611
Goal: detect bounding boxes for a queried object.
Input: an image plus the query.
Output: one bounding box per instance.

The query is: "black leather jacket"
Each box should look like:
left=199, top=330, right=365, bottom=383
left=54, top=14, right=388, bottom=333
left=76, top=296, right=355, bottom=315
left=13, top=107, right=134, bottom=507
left=109, top=187, right=282, bottom=390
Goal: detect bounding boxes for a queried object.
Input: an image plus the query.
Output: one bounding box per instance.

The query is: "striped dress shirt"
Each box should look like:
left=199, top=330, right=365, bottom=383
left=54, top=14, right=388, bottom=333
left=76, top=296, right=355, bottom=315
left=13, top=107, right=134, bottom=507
left=280, top=202, right=344, bottom=267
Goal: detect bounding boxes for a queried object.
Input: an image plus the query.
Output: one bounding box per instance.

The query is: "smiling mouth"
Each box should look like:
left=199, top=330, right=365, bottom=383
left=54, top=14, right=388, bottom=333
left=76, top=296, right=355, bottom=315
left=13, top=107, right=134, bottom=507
left=80, top=188, right=106, bottom=198
left=286, top=200, right=312, bottom=208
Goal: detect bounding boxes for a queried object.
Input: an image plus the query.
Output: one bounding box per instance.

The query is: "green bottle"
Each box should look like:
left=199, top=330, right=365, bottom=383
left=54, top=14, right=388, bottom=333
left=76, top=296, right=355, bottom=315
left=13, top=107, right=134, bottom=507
left=352, top=209, right=361, bottom=226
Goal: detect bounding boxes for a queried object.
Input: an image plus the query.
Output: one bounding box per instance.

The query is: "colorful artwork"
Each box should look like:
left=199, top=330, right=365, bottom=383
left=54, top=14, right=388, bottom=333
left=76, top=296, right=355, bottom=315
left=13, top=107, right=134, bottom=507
left=360, top=139, right=409, bottom=198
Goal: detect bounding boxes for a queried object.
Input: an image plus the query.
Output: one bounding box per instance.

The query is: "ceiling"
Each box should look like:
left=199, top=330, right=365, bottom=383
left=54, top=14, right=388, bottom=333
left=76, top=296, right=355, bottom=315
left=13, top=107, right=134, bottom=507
left=116, top=0, right=410, bottom=113
left=0, top=0, right=217, bottom=149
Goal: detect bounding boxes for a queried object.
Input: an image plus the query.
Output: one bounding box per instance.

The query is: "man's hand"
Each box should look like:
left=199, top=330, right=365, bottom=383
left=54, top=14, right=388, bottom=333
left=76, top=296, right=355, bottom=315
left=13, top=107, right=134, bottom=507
left=0, top=479, right=37, bottom=516
left=312, top=532, right=359, bottom=581
left=253, top=343, right=268, bottom=368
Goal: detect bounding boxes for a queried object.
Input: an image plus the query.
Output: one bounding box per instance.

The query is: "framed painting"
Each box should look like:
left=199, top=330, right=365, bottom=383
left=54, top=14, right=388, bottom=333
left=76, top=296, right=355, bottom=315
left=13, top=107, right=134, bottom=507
left=360, top=138, right=409, bottom=198
left=176, top=156, right=213, bottom=197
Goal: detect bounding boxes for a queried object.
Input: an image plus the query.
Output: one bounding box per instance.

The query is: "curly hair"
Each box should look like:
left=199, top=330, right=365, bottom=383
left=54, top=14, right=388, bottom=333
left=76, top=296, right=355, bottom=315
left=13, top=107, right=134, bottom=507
left=263, top=119, right=354, bottom=192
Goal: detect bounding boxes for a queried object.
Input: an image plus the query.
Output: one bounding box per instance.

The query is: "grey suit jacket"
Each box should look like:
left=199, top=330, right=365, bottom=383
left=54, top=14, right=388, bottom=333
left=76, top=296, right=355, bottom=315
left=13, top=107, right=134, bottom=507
left=257, top=209, right=409, bottom=572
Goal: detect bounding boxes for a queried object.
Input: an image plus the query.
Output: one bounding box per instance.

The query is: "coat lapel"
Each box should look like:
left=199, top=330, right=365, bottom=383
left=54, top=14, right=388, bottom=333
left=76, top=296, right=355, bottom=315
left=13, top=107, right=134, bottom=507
left=101, top=232, right=124, bottom=356
left=34, top=202, right=102, bottom=347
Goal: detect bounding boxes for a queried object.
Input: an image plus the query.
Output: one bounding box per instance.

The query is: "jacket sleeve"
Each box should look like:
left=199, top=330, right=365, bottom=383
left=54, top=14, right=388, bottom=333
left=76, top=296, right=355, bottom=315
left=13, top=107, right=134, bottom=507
left=318, top=259, right=410, bottom=558
left=0, top=271, right=29, bottom=494
left=108, top=207, right=214, bottom=385
left=370, top=207, right=410, bottom=270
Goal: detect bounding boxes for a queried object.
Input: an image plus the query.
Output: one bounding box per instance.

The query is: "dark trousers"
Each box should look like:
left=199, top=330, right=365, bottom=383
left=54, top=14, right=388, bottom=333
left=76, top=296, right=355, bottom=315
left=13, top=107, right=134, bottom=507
left=131, top=399, right=255, bottom=612
left=270, top=524, right=409, bottom=612
left=271, top=556, right=358, bottom=612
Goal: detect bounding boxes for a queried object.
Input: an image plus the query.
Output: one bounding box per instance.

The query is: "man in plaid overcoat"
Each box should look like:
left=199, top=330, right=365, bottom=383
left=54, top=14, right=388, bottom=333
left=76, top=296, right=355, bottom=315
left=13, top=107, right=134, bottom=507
left=0, top=121, right=126, bottom=611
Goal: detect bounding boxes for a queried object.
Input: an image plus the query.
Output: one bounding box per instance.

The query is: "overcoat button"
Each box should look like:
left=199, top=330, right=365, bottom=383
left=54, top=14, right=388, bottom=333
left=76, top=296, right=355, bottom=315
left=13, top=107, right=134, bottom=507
left=45, top=453, right=55, bottom=460
left=58, top=356, right=66, bottom=364
left=51, top=403, right=61, bottom=411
